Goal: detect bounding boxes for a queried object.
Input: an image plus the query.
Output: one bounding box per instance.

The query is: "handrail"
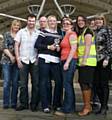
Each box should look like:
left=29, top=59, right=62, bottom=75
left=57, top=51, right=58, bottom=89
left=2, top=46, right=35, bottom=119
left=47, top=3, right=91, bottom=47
left=53, top=0, right=64, bottom=17
left=0, top=13, right=27, bottom=22
left=36, top=0, right=46, bottom=19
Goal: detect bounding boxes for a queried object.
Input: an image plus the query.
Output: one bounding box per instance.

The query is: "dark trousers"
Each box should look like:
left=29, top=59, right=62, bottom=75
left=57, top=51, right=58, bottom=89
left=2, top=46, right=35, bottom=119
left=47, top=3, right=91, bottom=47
left=38, top=58, right=63, bottom=109
left=94, top=60, right=110, bottom=109
left=19, top=62, right=39, bottom=108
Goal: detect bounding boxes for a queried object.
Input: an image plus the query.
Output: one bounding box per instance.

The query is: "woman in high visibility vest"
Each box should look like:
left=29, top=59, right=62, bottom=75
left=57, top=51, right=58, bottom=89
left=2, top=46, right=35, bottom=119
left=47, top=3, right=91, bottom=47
left=75, top=15, right=97, bottom=116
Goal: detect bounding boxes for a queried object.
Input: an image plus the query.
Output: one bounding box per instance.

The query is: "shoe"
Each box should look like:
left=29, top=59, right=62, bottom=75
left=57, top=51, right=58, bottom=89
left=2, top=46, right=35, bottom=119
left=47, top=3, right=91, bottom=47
left=78, top=108, right=92, bottom=116
left=43, top=108, right=50, bottom=113
left=54, top=111, right=65, bottom=116
left=3, top=106, right=9, bottom=109
left=16, top=105, right=28, bottom=111
left=95, top=108, right=107, bottom=115
left=11, top=105, right=16, bottom=109
left=30, top=106, right=37, bottom=112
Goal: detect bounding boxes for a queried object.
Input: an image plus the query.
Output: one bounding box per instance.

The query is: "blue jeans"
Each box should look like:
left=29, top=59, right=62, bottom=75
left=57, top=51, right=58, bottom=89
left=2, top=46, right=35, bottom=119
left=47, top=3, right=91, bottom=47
left=19, top=62, right=39, bottom=108
left=61, top=59, right=77, bottom=113
left=38, top=58, right=63, bottom=109
left=2, top=63, right=19, bottom=108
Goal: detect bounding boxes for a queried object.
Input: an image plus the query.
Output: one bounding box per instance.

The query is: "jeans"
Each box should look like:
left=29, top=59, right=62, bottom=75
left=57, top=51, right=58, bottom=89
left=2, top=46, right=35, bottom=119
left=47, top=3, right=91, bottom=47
left=38, top=58, right=63, bottom=109
left=61, top=59, right=77, bottom=113
left=19, top=62, right=39, bottom=108
left=2, top=63, right=19, bottom=108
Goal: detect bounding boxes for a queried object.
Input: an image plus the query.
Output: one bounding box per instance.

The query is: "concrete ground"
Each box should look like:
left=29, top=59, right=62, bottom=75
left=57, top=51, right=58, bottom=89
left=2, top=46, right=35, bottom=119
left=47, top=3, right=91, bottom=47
left=0, top=78, right=112, bottom=120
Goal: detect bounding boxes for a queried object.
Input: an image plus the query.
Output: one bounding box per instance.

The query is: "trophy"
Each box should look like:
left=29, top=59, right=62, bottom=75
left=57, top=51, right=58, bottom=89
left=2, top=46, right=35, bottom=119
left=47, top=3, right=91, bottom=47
left=54, top=38, right=60, bottom=48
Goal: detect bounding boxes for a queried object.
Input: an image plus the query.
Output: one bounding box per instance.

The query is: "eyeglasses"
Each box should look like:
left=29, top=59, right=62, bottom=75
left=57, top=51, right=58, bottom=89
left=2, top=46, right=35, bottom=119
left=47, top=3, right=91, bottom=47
left=63, top=22, right=72, bottom=25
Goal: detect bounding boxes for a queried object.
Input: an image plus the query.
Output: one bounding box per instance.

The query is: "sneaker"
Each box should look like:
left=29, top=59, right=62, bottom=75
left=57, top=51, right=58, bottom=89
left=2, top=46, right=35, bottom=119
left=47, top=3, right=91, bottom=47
left=43, top=108, right=50, bottom=113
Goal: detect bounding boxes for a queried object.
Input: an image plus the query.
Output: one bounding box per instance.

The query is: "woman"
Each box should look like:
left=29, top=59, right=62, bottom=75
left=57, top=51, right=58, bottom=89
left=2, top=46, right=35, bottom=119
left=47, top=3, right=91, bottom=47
left=1, top=20, right=21, bottom=109
left=94, top=15, right=111, bottom=115
left=55, top=18, right=77, bottom=116
left=35, top=15, right=63, bottom=113
left=76, top=15, right=97, bottom=116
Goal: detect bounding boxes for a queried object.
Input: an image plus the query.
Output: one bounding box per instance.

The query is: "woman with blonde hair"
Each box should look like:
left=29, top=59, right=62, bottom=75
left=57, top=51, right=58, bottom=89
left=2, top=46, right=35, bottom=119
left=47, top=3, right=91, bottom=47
left=1, top=20, right=21, bottom=109
left=35, top=15, right=63, bottom=113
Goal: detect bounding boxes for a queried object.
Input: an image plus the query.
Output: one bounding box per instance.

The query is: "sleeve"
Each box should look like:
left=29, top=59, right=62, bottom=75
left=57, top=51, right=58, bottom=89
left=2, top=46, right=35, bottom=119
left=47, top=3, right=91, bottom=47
left=3, top=32, right=9, bottom=49
left=84, top=28, right=94, bottom=37
left=105, top=27, right=112, bottom=60
left=14, top=30, right=22, bottom=43
left=69, top=32, right=77, bottom=45
left=34, top=31, right=48, bottom=50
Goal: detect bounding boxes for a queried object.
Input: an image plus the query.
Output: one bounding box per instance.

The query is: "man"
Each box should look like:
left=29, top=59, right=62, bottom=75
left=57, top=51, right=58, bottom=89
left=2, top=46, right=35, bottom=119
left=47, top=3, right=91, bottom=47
left=15, top=14, right=40, bottom=111
left=39, top=16, right=47, bottom=31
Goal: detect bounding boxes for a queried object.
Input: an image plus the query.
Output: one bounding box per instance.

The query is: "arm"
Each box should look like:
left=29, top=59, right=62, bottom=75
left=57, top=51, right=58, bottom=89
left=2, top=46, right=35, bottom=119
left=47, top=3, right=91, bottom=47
left=81, top=34, right=92, bottom=66
left=15, top=41, right=23, bottom=68
left=64, top=34, right=77, bottom=70
left=3, top=33, right=15, bottom=63
left=34, top=32, right=56, bottom=51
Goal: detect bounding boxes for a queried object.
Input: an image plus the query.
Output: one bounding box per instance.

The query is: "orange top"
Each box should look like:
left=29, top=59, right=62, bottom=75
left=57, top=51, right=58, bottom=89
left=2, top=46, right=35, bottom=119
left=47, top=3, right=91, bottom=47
left=60, top=31, right=78, bottom=61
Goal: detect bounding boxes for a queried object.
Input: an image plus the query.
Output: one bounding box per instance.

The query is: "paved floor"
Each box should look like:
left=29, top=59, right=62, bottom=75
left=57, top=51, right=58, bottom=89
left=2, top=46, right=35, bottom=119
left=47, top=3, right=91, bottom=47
left=0, top=82, right=112, bottom=120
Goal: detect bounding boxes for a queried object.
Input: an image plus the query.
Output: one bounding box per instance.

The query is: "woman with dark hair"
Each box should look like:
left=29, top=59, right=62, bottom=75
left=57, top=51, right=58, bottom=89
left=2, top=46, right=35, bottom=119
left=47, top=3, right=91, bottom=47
left=76, top=15, right=97, bottom=116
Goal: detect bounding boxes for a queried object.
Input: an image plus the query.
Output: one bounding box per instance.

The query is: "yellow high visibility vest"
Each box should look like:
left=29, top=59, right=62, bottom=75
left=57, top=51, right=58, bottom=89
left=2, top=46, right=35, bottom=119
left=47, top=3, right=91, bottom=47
left=78, top=28, right=97, bottom=66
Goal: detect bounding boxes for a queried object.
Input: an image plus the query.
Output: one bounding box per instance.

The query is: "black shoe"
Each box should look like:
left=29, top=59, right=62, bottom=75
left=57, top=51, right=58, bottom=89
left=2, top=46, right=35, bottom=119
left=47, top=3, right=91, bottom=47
left=95, top=108, right=107, bottom=116
left=16, top=105, right=28, bottom=111
left=30, top=106, right=37, bottom=112
left=11, top=105, right=16, bottom=109
left=3, top=106, right=9, bottom=109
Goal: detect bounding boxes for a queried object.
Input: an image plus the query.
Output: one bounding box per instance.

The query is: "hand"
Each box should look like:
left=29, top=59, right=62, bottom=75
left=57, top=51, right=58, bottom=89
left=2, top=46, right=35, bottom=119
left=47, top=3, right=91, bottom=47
left=10, top=56, right=16, bottom=63
left=56, top=46, right=60, bottom=52
left=103, top=59, right=109, bottom=67
left=80, top=59, right=87, bottom=66
left=17, top=59, right=23, bottom=69
left=63, top=62, right=69, bottom=70
left=48, top=44, right=56, bottom=51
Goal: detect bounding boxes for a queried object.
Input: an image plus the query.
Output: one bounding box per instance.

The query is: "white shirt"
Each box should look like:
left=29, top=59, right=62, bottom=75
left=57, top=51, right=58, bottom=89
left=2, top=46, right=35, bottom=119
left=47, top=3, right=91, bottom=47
left=15, top=27, right=40, bottom=64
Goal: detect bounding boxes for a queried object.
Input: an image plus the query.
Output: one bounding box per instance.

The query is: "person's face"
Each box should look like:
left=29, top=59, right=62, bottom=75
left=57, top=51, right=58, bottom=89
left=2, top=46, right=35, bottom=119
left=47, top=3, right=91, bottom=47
left=27, top=17, right=36, bottom=29
left=12, top=23, right=20, bottom=32
left=77, top=16, right=86, bottom=28
left=90, top=20, right=97, bottom=30
left=62, top=20, right=73, bottom=31
left=48, top=17, right=57, bottom=29
left=39, top=17, right=47, bottom=29
left=95, top=19, right=104, bottom=28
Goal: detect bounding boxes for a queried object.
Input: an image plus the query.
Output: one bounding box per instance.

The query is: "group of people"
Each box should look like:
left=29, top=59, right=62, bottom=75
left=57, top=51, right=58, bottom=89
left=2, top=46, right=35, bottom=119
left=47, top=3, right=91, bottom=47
left=1, top=13, right=112, bottom=117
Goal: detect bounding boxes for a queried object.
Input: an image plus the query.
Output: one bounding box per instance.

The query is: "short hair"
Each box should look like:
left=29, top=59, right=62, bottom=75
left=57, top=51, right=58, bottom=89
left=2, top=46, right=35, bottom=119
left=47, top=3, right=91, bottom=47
left=62, top=18, right=73, bottom=25
left=27, top=14, right=36, bottom=19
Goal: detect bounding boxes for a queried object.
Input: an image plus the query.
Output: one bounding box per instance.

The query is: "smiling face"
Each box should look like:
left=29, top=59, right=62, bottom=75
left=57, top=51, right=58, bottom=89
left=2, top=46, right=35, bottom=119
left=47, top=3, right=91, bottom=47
left=62, top=18, right=73, bottom=32
left=47, top=16, right=57, bottom=30
left=39, top=16, right=47, bottom=30
left=77, top=16, right=86, bottom=28
left=11, top=20, right=21, bottom=33
left=95, top=18, right=104, bottom=28
left=27, top=16, right=36, bottom=29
